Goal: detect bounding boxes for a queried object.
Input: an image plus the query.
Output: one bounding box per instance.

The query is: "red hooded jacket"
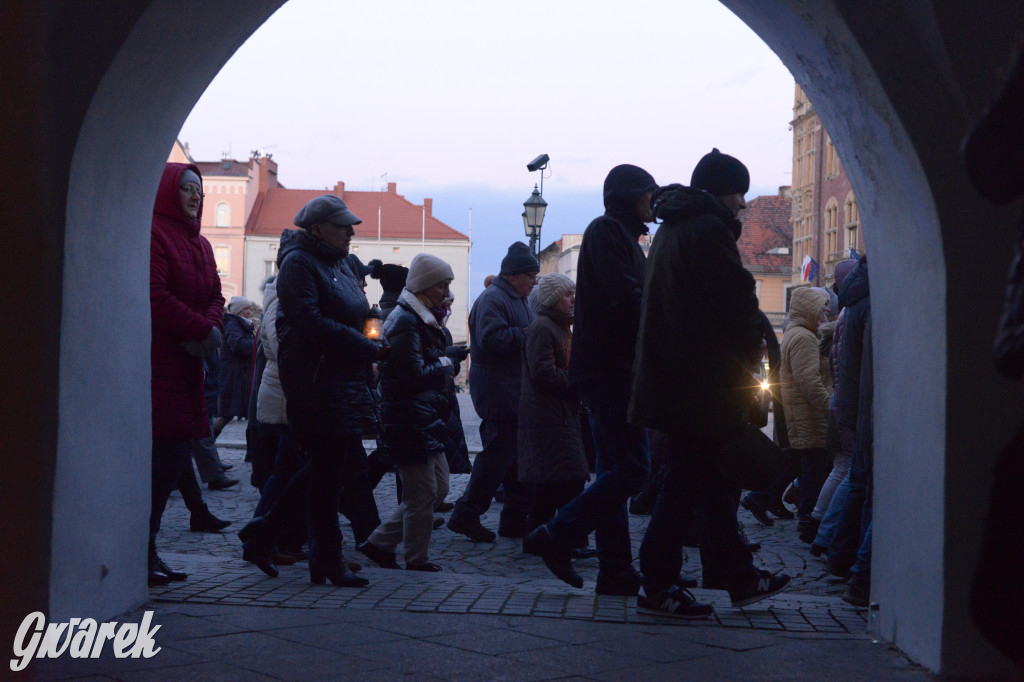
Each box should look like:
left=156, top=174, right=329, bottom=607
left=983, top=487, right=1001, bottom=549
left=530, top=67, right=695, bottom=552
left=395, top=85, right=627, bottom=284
left=150, top=163, right=224, bottom=440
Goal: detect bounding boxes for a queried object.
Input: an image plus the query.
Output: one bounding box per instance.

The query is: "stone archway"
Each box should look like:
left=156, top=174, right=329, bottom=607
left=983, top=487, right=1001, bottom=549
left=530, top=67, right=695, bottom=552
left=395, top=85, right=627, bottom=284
left=3, top=1, right=1023, bottom=676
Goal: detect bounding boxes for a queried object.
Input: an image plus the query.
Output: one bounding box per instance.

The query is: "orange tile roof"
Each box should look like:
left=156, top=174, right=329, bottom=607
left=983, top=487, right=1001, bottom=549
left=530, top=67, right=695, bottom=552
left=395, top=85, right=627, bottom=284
left=737, top=193, right=793, bottom=275
left=196, top=159, right=250, bottom=178
left=247, top=186, right=468, bottom=241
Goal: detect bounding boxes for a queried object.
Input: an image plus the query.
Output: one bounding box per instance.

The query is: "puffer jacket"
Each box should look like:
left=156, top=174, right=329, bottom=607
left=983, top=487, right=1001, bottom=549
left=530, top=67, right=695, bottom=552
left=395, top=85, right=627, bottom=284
left=275, top=228, right=380, bottom=436
left=518, top=313, right=588, bottom=484
left=219, top=312, right=254, bottom=418
left=781, top=286, right=832, bottom=449
left=571, top=164, right=657, bottom=386
left=629, top=186, right=763, bottom=433
left=256, top=278, right=286, bottom=424
left=379, top=289, right=455, bottom=465
left=468, top=276, right=534, bottom=423
left=150, top=162, right=224, bottom=441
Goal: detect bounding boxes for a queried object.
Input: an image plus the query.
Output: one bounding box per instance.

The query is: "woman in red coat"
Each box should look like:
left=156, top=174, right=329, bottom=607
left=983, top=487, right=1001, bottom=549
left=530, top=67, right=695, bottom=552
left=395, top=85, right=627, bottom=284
left=149, top=162, right=225, bottom=585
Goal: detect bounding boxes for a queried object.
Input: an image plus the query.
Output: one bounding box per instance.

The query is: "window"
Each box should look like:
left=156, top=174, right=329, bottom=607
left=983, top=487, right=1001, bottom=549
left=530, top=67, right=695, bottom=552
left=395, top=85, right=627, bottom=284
left=826, top=138, right=841, bottom=178
left=215, top=202, right=230, bottom=227
left=844, top=191, right=860, bottom=254
left=825, top=198, right=839, bottom=258
left=264, top=260, right=277, bottom=278
left=392, top=246, right=400, bottom=254
left=214, top=246, right=229, bottom=276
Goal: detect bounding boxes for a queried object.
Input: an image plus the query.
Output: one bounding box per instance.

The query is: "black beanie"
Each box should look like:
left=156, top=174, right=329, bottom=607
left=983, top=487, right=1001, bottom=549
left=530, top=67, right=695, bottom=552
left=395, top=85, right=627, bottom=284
left=373, top=263, right=408, bottom=294
left=499, top=242, right=540, bottom=276
left=690, top=148, right=750, bottom=197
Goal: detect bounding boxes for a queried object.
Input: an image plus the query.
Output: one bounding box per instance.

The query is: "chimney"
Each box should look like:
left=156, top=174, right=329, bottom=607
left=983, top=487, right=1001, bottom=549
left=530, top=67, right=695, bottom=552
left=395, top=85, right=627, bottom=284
left=423, top=198, right=433, bottom=216
left=256, top=155, right=279, bottom=192
left=387, top=182, right=397, bottom=194
left=334, top=181, right=346, bottom=195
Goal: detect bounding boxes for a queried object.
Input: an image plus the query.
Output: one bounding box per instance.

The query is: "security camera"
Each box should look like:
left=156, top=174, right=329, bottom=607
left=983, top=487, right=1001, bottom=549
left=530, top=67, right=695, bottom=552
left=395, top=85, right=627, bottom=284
left=527, top=154, right=550, bottom=172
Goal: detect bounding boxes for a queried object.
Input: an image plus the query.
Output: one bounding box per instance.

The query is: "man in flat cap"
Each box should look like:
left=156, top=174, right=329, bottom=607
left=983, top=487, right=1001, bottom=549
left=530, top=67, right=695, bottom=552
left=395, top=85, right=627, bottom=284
left=447, top=242, right=539, bottom=542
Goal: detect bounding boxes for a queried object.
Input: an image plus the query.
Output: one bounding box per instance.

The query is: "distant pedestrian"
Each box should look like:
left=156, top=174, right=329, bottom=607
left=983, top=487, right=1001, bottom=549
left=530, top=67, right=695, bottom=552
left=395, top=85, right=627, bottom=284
left=215, top=296, right=255, bottom=432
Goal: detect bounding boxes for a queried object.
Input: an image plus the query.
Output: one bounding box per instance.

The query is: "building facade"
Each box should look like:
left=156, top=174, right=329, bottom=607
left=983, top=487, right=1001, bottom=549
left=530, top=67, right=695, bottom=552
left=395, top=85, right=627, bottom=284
left=790, top=83, right=864, bottom=288
left=736, top=188, right=794, bottom=334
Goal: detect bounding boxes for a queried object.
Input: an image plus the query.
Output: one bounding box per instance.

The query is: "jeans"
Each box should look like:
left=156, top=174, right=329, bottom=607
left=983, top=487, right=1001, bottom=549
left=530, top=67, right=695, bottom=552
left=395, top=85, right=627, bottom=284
left=368, top=451, right=450, bottom=565
left=639, top=426, right=755, bottom=595
left=813, top=424, right=855, bottom=520
left=151, top=439, right=192, bottom=537
left=827, top=441, right=872, bottom=570
left=451, top=419, right=529, bottom=529
left=191, top=418, right=226, bottom=483
left=545, top=380, right=650, bottom=575
left=813, top=472, right=851, bottom=548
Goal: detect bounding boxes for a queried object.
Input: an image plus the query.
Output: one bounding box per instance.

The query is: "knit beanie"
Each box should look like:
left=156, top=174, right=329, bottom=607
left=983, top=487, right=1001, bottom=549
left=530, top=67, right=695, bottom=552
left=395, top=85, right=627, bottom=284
left=405, top=253, right=454, bottom=293
left=690, top=148, right=750, bottom=197
left=499, top=242, right=540, bottom=276
left=180, top=168, right=201, bottom=187
left=372, top=263, right=409, bottom=294
left=293, top=194, right=362, bottom=229
left=535, top=273, right=575, bottom=310
left=227, top=296, right=252, bottom=315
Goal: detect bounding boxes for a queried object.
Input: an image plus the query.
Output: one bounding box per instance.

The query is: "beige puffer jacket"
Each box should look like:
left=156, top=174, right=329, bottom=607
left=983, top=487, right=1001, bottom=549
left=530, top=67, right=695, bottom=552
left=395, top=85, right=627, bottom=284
left=780, top=286, right=832, bottom=449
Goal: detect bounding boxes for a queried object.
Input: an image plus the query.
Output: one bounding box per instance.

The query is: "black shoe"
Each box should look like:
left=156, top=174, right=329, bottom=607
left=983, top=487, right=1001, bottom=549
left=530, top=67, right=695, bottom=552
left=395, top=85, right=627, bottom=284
left=238, top=518, right=278, bottom=578
left=190, top=503, right=230, bottom=532
left=151, top=554, right=187, bottom=581
left=596, top=569, right=642, bottom=596
left=823, top=558, right=852, bottom=580
left=221, top=463, right=233, bottom=472
left=767, top=503, right=795, bottom=520
left=741, top=495, right=775, bottom=526
left=728, top=570, right=790, bottom=607
left=675, top=574, right=699, bottom=590
left=810, top=543, right=827, bottom=558
left=358, top=541, right=401, bottom=569
left=432, top=516, right=445, bottom=530
left=571, top=546, right=598, bottom=560
left=523, top=526, right=583, bottom=588
left=798, top=518, right=821, bottom=545
left=447, top=516, right=496, bottom=543
left=629, top=496, right=653, bottom=516
left=737, top=526, right=760, bottom=553
left=310, top=562, right=369, bottom=587
left=842, top=575, right=870, bottom=607
left=208, top=477, right=239, bottom=491
left=435, top=501, right=455, bottom=513
left=148, top=568, right=172, bottom=587
left=406, top=562, right=443, bottom=572
left=637, top=585, right=714, bottom=619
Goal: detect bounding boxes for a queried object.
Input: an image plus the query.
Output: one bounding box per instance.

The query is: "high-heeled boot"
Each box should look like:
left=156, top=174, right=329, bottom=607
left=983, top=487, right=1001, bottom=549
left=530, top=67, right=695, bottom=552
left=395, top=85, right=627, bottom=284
left=309, top=558, right=369, bottom=588
left=190, top=503, right=230, bottom=532
left=238, top=517, right=278, bottom=577
left=149, top=538, right=186, bottom=583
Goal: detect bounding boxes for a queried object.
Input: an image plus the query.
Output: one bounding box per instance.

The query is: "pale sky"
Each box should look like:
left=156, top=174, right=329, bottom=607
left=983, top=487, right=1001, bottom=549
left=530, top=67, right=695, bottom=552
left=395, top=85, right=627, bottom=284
left=179, top=0, right=796, bottom=297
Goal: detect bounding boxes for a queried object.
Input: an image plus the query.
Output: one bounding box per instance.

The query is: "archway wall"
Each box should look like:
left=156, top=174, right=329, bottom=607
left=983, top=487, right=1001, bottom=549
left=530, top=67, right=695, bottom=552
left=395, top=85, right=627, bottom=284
left=53, top=0, right=287, bottom=621
left=724, top=1, right=1024, bottom=676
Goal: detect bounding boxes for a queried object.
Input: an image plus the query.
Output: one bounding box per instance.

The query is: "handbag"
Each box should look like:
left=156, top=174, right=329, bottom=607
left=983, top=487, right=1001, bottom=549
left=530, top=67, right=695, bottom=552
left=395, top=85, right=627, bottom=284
left=718, top=422, right=788, bottom=491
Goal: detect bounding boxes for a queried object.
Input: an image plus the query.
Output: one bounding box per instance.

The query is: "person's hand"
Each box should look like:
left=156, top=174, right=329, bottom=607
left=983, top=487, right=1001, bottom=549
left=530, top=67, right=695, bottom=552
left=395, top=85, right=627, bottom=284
left=181, top=339, right=205, bottom=357
left=202, top=326, right=223, bottom=357
left=446, top=344, right=470, bottom=363
left=374, top=344, right=390, bottom=361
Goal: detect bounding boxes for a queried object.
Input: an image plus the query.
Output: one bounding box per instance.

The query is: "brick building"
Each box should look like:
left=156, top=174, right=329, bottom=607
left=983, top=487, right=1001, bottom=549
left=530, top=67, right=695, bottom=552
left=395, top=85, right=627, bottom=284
left=736, top=188, right=794, bottom=334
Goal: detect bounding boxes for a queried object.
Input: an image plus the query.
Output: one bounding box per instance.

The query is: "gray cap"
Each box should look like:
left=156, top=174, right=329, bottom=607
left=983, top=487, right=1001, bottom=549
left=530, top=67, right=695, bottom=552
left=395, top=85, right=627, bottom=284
left=294, top=194, right=362, bottom=229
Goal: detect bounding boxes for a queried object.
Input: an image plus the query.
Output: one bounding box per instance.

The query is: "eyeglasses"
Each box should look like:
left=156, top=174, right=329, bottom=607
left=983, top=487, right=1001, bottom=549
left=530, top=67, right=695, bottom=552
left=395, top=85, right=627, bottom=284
left=179, top=185, right=205, bottom=198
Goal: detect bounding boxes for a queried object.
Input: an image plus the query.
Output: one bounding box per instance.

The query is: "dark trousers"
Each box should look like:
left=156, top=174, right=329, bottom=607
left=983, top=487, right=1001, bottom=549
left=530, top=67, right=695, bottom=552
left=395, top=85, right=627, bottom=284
left=451, top=419, right=529, bottom=528
left=254, top=425, right=305, bottom=519
left=151, top=439, right=192, bottom=537
left=545, top=381, right=650, bottom=575
left=639, top=427, right=756, bottom=595
left=177, top=465, right=205, bottom=514
left=828, top=441, right=873, bottom=571
left=527, top=480, right=586, bottom=533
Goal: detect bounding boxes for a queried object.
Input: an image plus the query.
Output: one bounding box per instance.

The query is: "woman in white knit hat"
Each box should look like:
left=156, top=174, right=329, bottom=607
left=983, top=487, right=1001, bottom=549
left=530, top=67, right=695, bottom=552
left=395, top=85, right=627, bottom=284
left=359, top=253, right=467, bottom=572
left=517, top=273, right=589, bottom=545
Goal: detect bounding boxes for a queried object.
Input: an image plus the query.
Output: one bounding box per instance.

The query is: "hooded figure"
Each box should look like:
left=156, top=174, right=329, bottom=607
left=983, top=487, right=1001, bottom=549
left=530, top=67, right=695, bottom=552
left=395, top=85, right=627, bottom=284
left=219, top=295, right=255, bottom=420
left=780, top=287, right=832, bottom=451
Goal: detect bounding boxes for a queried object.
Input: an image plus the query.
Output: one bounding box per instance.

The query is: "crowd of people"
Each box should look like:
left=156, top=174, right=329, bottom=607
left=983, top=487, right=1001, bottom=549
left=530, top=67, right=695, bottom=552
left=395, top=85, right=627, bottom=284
left=146, top=148, right=882, bottom=619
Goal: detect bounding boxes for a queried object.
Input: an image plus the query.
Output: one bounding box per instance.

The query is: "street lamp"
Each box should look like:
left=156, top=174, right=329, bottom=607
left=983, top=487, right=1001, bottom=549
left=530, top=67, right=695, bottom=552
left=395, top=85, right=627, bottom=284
left=523, top=184, right=547, bottom=257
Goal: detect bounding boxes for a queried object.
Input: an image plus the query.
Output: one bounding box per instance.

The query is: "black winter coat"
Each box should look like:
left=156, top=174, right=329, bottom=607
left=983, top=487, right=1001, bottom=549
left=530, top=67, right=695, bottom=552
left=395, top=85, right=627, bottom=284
left=629, top=187, right=763, bottom=433
left=275, top=229, right=380, bottom=436
left=835, top=260, right=872, bottom=451
left=518, top=314, right=588, bottom=484
left=570, top=164, right=656, bottom=386
left=219, top=313, right=255, bottom=418
left=379, top=290, right=456, bottom=465
left=468, top=276, right=534, bottom=423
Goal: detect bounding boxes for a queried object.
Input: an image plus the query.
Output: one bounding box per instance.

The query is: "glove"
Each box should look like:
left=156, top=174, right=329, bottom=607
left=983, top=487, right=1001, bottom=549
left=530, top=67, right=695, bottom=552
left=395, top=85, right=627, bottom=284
left=446, top=345, right=470, bottom=363
left=437, top=355, right=456, bottom=375
left=201, top=326, right=223, bottom=358
left=181, top=339, right=206, bottom=357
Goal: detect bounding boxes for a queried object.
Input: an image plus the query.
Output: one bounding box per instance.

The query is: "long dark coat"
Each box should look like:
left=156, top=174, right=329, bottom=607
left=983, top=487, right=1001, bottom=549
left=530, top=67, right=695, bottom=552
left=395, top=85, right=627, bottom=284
left=150, top=162, right=224, bottom=441
left=218, top=313, right=254, bottom=418
left=517, top=314, right=588, bottom=484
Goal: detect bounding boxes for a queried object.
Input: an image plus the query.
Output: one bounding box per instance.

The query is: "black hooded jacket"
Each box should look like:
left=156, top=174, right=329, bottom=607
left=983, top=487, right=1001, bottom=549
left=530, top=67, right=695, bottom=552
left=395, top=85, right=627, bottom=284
left=629, top=186, right=762, bottom=432
left=274, top=228, right=380, bottom=436
left=569, top=164, right=657, bottom=386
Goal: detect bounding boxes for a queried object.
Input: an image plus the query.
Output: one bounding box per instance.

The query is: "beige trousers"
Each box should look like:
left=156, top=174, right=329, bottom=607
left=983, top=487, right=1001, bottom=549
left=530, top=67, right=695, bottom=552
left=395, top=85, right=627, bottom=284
left=367, top=451, right=450, bottom=566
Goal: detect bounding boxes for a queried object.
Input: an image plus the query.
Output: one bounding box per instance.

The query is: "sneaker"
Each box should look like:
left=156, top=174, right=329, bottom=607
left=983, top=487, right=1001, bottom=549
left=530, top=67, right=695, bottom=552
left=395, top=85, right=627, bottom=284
left=596, top=569, right=642, bottom=596
left=782, top=480, right=800, bottom=506
left=637, top=585, right=714, bottom=619
left=728, top=570, right=790, bottom=607
left=798, top=518, right=821, bottom=545
left=446, top=516, right=496, bottom=543
left=741, top=495, right=775, bottom=526
left=842, top=575, right=870, bottom=607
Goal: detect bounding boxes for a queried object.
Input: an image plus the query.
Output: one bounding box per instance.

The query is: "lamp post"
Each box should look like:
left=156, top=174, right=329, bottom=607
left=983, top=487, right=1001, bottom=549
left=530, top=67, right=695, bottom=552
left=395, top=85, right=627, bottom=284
left=523, top=184, right=547, bottom=258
